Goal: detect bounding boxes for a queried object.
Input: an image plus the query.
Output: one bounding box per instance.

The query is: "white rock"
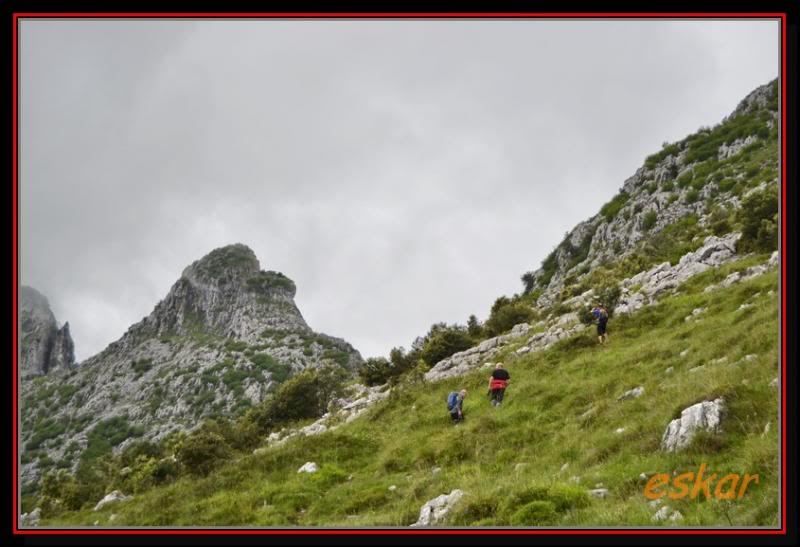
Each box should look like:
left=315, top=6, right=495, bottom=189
left=769, top=377, right=779, bottom=389
left=669, top=510, right=684, bottom=521
left=569, top=476, right=581, bottom=484
left=559, top=463, right=570, bottom=473
left=679, top=349, right=690, bottom=358
left=431, top=467, right=442, bottom=475
left=664, top=366, right=674, bottom=374
left=297, top=462, right=319, bottom=474
left=515, top=346, right=531, bottom=355
left=388, top=485, right=397, bottom=492
left=587, top=488, right=609, bottom=499
left=648, top=498, right=662, bottom=509
left=661, top=398, right=724, bottom=452
left=639, top=473, right=648, bottom=481
left=618, top=386, right=645, bottom=401
left=652, top=506, right=672, bottom=521
left=741, top=354, right=757, bottom=362
left=409, top=489, right=465, bottom=527
left=94, top=490, right=133, bottom=512
left=20, top=507, right=41, bottom=527
left=688, top=365, right=705, bottom=373
left=510, top=323, right=531, bottom=337
left=614, top=427, right=627, bottom=435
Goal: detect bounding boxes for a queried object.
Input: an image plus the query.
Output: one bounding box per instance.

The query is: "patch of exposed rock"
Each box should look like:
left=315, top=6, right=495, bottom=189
left=661, top=398, right=725, bottom=451
left=19, top=286, right=75, bottom=376
left=409, top=489, right=465, bottom=527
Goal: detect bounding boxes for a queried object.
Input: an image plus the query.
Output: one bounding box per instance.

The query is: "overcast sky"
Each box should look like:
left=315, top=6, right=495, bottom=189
left=20, top=19, right=778, bottom=361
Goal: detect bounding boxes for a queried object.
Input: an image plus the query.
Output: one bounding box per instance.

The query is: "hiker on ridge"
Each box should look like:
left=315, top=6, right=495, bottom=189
left=447, top=389, right=467, bottom=423
left=592, top=303, right=609, bottom=345
left=488, top=363, right=511, bottom=407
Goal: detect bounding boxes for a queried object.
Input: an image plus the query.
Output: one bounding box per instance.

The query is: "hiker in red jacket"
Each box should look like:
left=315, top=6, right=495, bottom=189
left=488, top=363, right=511, bottom=407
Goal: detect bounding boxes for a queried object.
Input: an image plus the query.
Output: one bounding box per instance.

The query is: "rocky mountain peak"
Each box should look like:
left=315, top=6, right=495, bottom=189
left=181, top=243, right=261, bottom=287
left=19, top=286, right=75, bottom=376
left=124, top=244, right=305, bottom=344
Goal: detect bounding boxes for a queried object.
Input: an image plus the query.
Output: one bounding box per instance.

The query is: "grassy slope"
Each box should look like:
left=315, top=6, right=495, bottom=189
left=44, top=255, right=780, bottom=528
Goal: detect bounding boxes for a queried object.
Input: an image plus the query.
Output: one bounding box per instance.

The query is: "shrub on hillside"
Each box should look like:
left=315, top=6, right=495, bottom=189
left=245, top=365, right=345, bottom=434
left=467, top=314, right=484, bottom=338
left=359, top=357, right=393, bottom=386
left=484, top=297, right=535, bottom=337
left=175, top=430, right=231, bottom=476
left=509, top=500, right=558, bottom=525
left=600, top=191, right=630, bottom=222
left=642, top=210, right=658, bottom=231
left=419, top=326, right=473, bottom=366
left=737, top=187, right=779, bottom=253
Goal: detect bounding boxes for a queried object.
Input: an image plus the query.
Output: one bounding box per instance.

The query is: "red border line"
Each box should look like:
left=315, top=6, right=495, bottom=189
left=780, top=11, right=787, bottom=536
left=10, top=12, right=789, bottom=18
left=12, top=9, right=19, bottom=539
left=12, top=12, right=788, bottom=537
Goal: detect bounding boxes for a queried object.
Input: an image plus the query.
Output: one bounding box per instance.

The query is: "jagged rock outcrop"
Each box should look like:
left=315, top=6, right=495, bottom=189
left=661, top=399, right=725, bottom=452
left=19, top=244, right=363, bottom=488
left=19, top=286, right=75, bottom=376
left=525, top=79, right=778, bottom=307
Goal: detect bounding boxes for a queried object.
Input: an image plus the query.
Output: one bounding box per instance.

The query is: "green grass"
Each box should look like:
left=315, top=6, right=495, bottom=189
left=41, top=265, right=779, bottom=528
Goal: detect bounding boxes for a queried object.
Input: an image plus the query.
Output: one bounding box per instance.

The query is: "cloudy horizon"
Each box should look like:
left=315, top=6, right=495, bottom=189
left=20, top=19, right=779, bottom=361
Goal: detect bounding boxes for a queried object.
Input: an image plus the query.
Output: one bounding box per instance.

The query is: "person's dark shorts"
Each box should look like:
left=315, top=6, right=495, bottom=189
left=597, top=319, right=608, bottom=335
left=490, top=388, right=505, bottom=403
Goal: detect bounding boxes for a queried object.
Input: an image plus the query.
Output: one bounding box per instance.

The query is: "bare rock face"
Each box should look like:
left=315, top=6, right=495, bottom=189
left=19, top=286, right=75, bottom=376
left=661, top=398, right=725, bottom=452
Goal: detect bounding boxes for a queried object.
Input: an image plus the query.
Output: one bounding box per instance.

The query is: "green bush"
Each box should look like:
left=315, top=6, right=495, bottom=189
left=359, top=357, right=394, bottom=386
left=600, top=191, right=630, bottom=222
left=246, top=365, right=344, bottom=434
left=684, top=188, right=700, bottom=203
left=484, top=297, right=535, bottom=337
left=677, top=171, right=694, bottom=189
left=509, top=500, right=558, bottom=525
left=419, top=326, right=473, bottom=366
left=642, top=210, right=658, bottom=231
left=737, top=187, right=779, bottom=253
left=175, top=430, right=231, bottom=476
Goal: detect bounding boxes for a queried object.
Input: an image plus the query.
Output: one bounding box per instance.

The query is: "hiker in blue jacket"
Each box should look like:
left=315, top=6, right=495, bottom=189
left=447, top=389, right=467, bottom=423
left=592, top=303, right=610, bottom=345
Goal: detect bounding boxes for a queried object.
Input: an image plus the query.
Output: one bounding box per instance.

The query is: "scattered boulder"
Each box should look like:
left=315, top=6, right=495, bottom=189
left=587, top=488, right=609, bottom=499
left=769, top=377, right=779, bottom=389
left=515, top=346, right=531, bottom=355
left=661, top=398, right=724, bottom=451
left=617, top=386, right=645, bottom=401
left=388, top=485, right=397, bottom=492
left=94, top=490, right=133, bottom=511
left=20, top=507, right=41, bottom=527
left=431, top=467, right=442, bottom=475
left=652, top=505, right=683, bottom=522
left=297, top=462, right=319, bottom=474
left=409, top=489, right=465, bottom=527
left=614, top=427, right=627, bottom=435
left=510, top=323, right=531, bottom=337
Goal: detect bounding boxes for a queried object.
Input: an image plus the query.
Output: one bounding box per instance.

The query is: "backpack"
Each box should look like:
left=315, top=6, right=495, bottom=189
left=447, top=392, right=459, bottom=411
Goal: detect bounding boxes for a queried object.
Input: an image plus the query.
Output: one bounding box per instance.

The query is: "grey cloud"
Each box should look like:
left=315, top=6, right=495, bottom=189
left=20, top=19, right=778, bottom=360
